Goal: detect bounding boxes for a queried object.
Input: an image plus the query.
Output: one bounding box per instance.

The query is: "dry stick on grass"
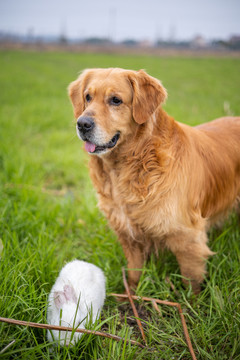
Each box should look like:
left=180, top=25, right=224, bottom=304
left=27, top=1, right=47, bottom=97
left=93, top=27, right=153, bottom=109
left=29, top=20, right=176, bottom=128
left=121, top=267, right=147, bottom=345
left=0, top=317, right=145, bottom=349
left=110, top=293, right=197, bottom=360
left=151, top=298, right=193, bottom=353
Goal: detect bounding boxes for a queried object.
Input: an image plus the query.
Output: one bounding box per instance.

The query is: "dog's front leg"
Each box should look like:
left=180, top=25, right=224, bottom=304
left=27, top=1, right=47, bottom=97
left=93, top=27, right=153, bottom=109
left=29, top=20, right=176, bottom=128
left=119, top=236, right=144, bottom=291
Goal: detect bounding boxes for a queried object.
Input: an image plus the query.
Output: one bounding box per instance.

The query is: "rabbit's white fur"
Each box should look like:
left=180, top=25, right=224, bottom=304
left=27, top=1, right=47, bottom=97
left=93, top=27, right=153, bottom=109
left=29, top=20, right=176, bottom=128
left=47, top=260, right=106, bottom=346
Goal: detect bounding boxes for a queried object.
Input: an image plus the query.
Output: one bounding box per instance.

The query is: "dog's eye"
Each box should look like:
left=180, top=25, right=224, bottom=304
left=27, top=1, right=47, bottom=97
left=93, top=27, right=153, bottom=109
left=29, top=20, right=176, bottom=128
left=110, top=96, right=122, bottom=106
left=86, top=94, right=92, bottom=102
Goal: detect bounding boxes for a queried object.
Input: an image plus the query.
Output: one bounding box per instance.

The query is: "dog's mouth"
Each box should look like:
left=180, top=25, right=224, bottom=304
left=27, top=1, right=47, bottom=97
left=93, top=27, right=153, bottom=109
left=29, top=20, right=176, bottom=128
left=84, top=132, right=120, bottom=154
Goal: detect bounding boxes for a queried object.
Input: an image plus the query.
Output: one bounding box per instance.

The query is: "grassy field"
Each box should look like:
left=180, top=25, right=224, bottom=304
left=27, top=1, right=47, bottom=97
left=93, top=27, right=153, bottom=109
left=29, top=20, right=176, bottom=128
left=0, top=50, right=240, bottom=359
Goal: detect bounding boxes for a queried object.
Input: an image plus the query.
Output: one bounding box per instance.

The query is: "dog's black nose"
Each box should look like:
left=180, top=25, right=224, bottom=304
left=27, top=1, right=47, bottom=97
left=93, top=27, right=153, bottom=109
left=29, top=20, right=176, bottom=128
left=77, top=116, right=95, bottom=134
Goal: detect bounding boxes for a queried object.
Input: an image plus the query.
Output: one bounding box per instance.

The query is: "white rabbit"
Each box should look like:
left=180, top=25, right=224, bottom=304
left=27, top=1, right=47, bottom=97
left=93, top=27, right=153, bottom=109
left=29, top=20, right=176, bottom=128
left=47, top=260, right=106, bottom=346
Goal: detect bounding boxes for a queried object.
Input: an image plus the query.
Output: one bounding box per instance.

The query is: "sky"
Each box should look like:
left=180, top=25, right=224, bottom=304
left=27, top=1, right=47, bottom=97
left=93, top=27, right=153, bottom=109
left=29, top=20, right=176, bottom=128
left=0, top=0, right=240, bottom=42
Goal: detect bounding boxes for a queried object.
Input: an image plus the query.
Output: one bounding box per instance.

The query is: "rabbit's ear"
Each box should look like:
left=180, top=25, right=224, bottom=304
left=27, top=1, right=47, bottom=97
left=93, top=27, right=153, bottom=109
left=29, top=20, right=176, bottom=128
left=64, top=284, right=78, bottom=304
left=54, top=291, right=66, bottom=309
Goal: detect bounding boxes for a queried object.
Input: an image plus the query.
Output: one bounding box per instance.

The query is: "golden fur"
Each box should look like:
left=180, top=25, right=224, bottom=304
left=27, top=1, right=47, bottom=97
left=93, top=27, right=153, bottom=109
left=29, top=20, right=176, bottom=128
left=68, top=68, right=240, bottom=293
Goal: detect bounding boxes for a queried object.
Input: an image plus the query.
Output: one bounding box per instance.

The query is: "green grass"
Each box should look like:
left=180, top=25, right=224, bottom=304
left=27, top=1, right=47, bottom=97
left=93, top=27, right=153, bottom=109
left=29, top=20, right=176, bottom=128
left=0, top=50, right=240, bottom=359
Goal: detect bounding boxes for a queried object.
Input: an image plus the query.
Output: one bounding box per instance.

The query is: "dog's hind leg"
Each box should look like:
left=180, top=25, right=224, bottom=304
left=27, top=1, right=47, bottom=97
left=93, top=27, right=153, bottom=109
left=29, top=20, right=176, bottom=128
left=167, top=230, right=214, bottom=293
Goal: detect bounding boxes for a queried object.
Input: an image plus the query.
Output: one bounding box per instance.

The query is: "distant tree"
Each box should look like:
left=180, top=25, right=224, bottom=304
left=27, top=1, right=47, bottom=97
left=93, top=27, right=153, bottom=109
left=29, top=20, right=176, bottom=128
left=121, top=39, right=139, bottom=47
left=84, top=37, right=111, bottom=45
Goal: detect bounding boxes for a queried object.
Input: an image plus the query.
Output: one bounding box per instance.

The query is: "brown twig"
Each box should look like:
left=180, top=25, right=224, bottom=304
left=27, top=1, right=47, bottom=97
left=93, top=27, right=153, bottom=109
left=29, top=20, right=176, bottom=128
left=111, top=293, right=180, bottom=307
left=121, top=268, right=147, bottom=345
left=176, top=304, right=197, bottom=360
left=151, top=300, right=161, bottom=314
left=0, top=317, right=145, bottom=349
left=110, top=293, right=197, bottom=360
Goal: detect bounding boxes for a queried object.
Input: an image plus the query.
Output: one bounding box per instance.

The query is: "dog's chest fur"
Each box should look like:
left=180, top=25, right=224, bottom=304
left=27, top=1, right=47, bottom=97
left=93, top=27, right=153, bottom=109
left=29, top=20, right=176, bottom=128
left=89, top=156, right=181, bottom=241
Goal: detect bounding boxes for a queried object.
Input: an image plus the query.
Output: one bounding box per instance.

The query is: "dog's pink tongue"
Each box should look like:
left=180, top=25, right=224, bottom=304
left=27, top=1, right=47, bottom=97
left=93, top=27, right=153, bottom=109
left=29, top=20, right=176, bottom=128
left=85, top=141, right=96, bottom=153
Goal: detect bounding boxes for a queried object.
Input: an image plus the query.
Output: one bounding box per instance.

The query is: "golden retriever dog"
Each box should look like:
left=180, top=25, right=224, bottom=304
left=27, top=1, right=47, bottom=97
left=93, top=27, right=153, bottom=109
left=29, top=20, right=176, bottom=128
left=68, top=68, right=240, bottom=293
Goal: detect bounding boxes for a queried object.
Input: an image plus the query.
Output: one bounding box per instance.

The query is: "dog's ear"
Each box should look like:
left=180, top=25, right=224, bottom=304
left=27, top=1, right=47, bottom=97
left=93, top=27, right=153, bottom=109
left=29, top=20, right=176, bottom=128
left=127, top=70, right=167, bottom=124
left=68, top=69, right=93, bottom=118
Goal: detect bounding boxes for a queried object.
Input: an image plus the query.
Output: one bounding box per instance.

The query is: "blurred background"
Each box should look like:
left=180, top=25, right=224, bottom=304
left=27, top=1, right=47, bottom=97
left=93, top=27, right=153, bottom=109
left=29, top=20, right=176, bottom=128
left=0, top=0, right=240, bottom=54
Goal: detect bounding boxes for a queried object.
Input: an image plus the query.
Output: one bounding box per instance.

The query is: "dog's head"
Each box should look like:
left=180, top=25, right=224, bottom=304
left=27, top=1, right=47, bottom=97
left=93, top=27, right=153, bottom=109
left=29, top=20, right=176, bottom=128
left=68, top=68, right=167, bottom=155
